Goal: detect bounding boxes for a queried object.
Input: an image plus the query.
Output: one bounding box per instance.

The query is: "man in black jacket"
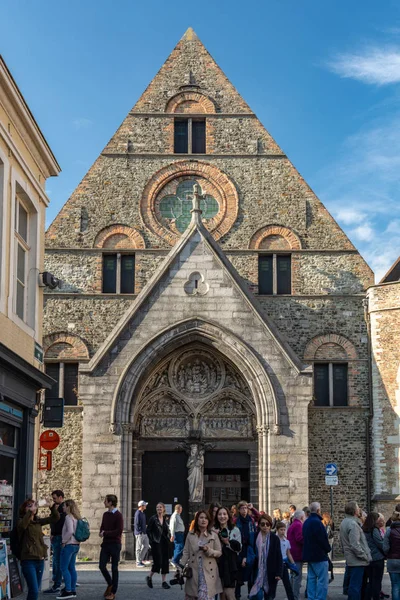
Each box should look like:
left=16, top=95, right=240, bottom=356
left=44, top=490, right=66, bottom=594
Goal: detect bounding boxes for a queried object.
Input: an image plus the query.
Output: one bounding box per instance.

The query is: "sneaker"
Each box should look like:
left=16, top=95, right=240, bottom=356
left=75, top=584, right=80, bottom=587
left=146, top=576, right=153, bottom=589
left=136, top=562, right=145, bottom=567
left=44, top=587, right=61, bottom=594
left=143, top=560, right=151, bottom=565
left=162, top=582, right=171, bottom=589
left=170, top=561, right=178, bottom=569
left=56, top=592, right=75, bottom=600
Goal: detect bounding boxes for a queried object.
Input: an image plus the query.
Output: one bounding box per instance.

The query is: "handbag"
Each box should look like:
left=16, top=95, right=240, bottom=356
left=182, top=565, right=193, bottom=579
left=249, top=590, right=263, bottom=600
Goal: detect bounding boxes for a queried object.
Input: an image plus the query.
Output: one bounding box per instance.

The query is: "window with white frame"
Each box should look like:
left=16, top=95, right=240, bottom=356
left=14, top=197, right=29, bottom=321
left=314, top=363, right=348, bottom=406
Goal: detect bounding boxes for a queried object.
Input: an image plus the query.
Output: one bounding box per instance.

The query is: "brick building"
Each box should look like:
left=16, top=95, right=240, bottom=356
left=368, top=258, right=400, bottom=517
left=41, top=29, right=375, bottom=557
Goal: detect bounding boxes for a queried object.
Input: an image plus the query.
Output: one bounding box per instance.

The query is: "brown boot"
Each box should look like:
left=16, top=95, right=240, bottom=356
left=104, top=586, right=112, bottom=598
left=105, top=594, right=115, bottom=600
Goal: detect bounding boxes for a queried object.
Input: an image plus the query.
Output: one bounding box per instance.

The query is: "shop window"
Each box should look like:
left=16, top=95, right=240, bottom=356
left=174, top=118, right=206, bottom=154
left=102, top=254, right=135, bottom=294
left=258, top=254, right=291, bottom=295
left=45, top=362, right=79, bottom=406
left=0, top=400, right=22, bottom=537
left=314, top=363, right=348, bottom=407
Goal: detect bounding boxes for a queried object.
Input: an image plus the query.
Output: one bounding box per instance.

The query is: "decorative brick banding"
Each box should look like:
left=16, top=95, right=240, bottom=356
left=304, top=334, right=358, bottom=361
left=249, top=225, right=302, bottom=250
left=44, top=333, right=90, bottom=361
left=141, top=161, right=239, bottom=245
left=166, top=91, right=216, bottom=114
left=94, top=225, right=145, bottom=249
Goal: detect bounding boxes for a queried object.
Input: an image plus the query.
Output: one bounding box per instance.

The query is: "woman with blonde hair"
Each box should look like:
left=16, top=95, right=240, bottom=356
left=56, top=500, right=81, bottom=600
left=146, top=502, right=171, bottom=589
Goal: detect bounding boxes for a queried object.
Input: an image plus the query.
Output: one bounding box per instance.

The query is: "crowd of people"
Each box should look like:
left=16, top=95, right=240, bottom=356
left=14, top=490, right=400, bottom=600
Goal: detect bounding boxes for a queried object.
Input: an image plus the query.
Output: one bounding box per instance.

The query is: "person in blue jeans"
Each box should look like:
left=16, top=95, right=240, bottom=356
left=169, top=504, right=185, bottom=568
left=56, top=499, right=82, bottom=600
left=383, top=510, right=400, bottom=600
left=17, top=497, right=60, bottom=600
left=302, top=501, right=331, bottom=600
left=44, top=489, right=66, bottom=594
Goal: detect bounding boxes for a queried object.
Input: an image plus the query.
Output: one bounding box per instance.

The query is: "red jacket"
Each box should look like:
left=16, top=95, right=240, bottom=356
left=287, top=518, right=304, bottom=562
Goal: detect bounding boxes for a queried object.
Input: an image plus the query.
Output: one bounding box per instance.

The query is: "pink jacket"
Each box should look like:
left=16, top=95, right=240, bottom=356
left=287, top=518, right=303, bottom=562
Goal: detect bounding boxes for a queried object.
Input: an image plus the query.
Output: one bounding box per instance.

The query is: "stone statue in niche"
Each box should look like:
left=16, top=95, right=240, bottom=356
left=187, top=444, right=205, bottom=503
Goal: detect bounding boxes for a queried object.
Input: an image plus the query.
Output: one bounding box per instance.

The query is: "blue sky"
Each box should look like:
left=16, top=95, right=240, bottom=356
left=2, top=0, right=400, bottom=281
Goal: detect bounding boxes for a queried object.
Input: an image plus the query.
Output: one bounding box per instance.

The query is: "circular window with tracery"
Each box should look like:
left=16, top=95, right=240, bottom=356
left=141, top=161, right=239, bottom=245
left=158, top=178, right=219, bottom=234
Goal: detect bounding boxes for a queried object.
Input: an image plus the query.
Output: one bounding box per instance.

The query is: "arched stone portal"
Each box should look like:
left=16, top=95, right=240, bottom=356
left=110, top=319, right=280, bottom=552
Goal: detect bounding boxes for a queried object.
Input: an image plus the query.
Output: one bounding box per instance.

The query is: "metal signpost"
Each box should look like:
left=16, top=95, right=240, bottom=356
left=325, top=463, right=338, bottom=560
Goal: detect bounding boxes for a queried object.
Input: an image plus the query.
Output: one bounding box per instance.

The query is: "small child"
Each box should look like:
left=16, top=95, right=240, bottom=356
left=276, top=521, right=297, bottom=600
left=282, top=511, right=291, bottom=530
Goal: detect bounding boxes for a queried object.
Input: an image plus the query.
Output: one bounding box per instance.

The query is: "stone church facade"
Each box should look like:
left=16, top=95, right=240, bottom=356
left=40, top=28, right=375, bottom=557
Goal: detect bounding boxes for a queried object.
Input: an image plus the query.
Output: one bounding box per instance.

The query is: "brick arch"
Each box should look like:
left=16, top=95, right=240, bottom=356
left=44, top=333, right=90, bottom=361
left=165, top=91, right=216, bottom=114
left=304, top=334, right=358, bottom=362
left=141, top=161, right=239, bottom=245
left=249, top=225, right=302, bottom=250
left=93, top=225, right=145, bottom=249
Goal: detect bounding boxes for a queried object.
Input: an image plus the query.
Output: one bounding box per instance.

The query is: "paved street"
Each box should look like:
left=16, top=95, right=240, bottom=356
left=36, top=561, right=393, bottom=600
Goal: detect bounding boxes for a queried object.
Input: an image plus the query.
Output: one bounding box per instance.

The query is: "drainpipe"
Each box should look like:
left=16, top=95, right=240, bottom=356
left=363, top=296, right=373, bottom=511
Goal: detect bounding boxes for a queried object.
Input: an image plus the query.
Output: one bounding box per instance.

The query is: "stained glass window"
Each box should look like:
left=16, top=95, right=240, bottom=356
left=159, top=179, right=219, bottom=233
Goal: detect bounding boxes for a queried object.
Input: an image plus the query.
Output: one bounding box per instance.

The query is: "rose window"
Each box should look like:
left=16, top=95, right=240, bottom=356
left=159, top=179, right=219, bottom=233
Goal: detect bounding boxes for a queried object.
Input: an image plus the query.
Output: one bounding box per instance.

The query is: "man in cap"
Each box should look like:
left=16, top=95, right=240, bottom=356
left=134, top=500, right=150, bottom=567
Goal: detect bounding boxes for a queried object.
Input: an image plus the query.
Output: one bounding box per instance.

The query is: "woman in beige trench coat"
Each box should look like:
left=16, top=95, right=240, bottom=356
left=181, top=510, right=223, bottom=600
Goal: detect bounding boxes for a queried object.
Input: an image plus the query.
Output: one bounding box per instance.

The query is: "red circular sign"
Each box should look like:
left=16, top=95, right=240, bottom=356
left=40, top=430, right=60, bottom=451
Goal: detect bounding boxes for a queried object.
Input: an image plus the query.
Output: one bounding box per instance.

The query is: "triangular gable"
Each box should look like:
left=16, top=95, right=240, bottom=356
left=81, top=216, right=305, bottom=374
left=380, top=256, right=400, bottom=283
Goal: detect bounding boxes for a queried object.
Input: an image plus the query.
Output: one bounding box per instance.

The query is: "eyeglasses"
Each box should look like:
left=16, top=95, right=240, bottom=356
left=259, top=522, right=271, bottom=527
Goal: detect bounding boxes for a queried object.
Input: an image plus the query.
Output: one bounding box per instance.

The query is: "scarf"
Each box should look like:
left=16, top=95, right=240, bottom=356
left=249, top=533, right=270, bottom=597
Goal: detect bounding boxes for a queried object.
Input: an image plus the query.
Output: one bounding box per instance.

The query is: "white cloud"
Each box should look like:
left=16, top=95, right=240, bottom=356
left=327, top=46, right=400, bottom=85
left=350, top=223, right=375, bottom=241
left=334, top=207, right=366, bottom=225
left=385, top=219, right=400, bottom=234
left=72, top=118, right=93, bottom=130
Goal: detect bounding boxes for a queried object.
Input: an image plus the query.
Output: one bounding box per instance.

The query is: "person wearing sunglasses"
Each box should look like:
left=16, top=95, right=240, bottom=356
left=249, top=515, right=283, bottom=599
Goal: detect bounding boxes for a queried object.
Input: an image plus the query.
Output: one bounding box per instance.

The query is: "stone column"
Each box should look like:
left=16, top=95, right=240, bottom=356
left=257, top=425, right=268, bottom=510
left=120, top=425, right=134, bottom=559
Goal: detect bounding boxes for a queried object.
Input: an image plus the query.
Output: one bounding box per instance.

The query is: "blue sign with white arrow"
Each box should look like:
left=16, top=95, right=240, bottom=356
left=325, top=463, right=338, bottom=476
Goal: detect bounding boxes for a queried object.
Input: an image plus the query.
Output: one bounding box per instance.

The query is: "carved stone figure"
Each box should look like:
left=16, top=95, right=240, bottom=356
left=175, top=356, right=220, bottom=397
left=141, top=416, right=189, bottom=437
left=187, top=443, right=205, bottom=502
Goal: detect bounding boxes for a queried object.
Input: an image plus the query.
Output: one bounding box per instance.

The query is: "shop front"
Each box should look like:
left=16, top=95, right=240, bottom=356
left=0, top=343, right=53, bottom=536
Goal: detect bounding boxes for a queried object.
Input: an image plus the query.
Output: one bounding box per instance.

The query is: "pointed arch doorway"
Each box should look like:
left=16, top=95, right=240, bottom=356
left=111, top=319, right=280, bottom=555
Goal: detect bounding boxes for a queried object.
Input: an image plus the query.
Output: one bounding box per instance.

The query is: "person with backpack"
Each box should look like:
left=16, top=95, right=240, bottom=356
left=44, top=490, right=66, bottom=594
left=56, top=500, right=82, bottom=600
left=16, top=497, right=60, bottom=600
left=99, top=495, right=124, bottom=600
